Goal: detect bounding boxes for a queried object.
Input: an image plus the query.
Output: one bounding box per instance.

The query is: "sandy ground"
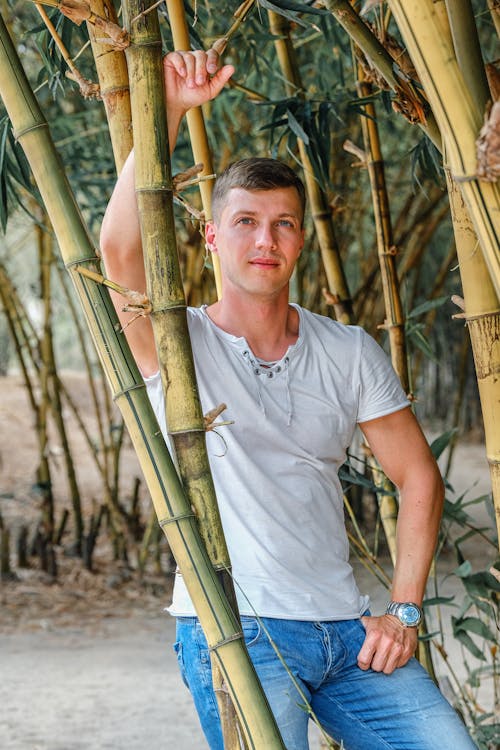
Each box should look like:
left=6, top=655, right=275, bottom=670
left=0, top=374, right=497, bottom=749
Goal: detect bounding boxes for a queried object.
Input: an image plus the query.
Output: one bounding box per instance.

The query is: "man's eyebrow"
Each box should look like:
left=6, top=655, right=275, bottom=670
left=230, top=209, right=300, bottom=219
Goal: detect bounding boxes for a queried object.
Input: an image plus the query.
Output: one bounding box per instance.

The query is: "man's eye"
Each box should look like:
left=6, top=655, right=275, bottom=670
left=237, top=217, right=253, bottom=224
left=278, top=219, right=293, bottom=227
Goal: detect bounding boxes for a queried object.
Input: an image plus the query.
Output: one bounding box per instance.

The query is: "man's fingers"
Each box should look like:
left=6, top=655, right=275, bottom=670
left=164, top=51, right=187, bottom=78
left=206, top=48, right=219, bottom=74
left=208, top=64, right=235, bottom=97
left=357, top=614, right=417, bottom=674
left=357, top=640, right=375, bottom=671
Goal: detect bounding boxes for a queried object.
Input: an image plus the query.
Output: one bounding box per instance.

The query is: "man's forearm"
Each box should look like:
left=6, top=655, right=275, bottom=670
left=390, top=477, right=444, bottom=606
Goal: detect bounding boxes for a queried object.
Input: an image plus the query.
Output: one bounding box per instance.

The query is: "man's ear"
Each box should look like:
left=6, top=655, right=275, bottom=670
left=205, top=221, right=218, bottom=254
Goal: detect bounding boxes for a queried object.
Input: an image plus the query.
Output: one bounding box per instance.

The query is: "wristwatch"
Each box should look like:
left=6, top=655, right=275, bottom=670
left=385, top=601, right=422, bottom=627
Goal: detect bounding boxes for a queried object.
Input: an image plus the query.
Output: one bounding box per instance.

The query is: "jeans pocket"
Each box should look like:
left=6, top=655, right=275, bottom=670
left=241, top=617, right=261, bottom=648
left=173, top=640, right=189, bottom=688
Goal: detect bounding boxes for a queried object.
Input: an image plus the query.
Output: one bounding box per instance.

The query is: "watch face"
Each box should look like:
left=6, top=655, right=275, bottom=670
left=399, top=604, right=421, bottom=626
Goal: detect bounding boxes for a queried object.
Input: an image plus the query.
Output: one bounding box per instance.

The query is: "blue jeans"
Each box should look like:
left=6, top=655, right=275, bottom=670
left=174, top=615, right=477, bottom=750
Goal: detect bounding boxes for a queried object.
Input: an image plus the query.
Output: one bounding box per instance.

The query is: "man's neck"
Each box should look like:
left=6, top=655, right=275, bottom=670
left=206, top=290, right=299, bottom=362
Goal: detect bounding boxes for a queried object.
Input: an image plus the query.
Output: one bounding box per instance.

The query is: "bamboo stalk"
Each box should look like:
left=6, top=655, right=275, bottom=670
left=444, top=0, right=490, bottom=114
left=123, top=3, right=283, bottom=745
left=388, top=0, right=500, bottom=298
left=165, top=0, right=222, bottom=295
left=319, top=0, right=441, bottom=147
left=268, top=10, right=354, bottom=324
left=446, top=173, right=500, bottom=546
left=86, top=0, right=132, bottom=173
left=357, top=69, right=409, bottom=392
left=155, top=11, right=241, bottom=736
left=37, top=217, right=84, bottom=551
left=0, top=14, right=285, bottom=747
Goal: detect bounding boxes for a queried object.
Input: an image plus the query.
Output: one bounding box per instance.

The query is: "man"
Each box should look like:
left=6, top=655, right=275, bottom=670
left=100, top=50, right=477, bottom=750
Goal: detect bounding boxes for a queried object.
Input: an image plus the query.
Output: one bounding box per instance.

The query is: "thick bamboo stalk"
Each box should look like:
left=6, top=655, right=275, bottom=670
left=0, top=14, right=285, bottom=747
left=446, top=174, right=500, bottom=545
left=444, top=0, right=490, bottom=114
left=165, top=0, right=222, bottom=296
left=87, top=0, right=132, bottom=173
left=319, top=0, right=441, bottom=147
left=268, top=10, right=354, bottom=324
left=123, top=4, right=263, bottom=745
left=388, top=0, right=500, bottom=299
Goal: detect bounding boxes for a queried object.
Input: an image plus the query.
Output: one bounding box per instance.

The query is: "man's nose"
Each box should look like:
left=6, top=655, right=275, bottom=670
left=255, top=223, right=277, bottom=249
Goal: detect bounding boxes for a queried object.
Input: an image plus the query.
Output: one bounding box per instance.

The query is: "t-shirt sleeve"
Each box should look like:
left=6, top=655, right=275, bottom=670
left=143, top=370, right=168, bottom=440
left=356, top=330, right=409, bottom=423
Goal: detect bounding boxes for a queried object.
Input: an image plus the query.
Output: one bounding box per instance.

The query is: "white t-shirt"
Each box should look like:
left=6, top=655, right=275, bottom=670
left=145, top=304, right=409, bottom=620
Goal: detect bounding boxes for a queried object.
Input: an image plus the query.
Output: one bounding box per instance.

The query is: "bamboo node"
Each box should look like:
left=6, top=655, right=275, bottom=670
left=13, top=122, right=47, bottom=142
left=159, top=511, right=196, bottom=527
left=113, top=383, right=146, bottom=401
left=66, top=70, right=100, bottom=100
left=208, top=631, right=245, bottom=652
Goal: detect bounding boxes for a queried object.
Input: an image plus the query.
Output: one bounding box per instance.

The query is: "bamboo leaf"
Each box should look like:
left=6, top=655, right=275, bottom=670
left=0, top=116, right=9, bottom=231
left=405, top=323, right=438, bottom=362
left=407, top=295, right=448, bottom=319
left=443, top=498, right=471, bottom=525
left=454, top=560, right=473, bottom=578
left=422, top=595, right=456, bottom=607
left=430, top=429, right=457, bottom=460
left=258, top=0, right=329, bottom=17
left=287, top=107, right=309, bottom=144
left=453, top=615, right=496, bottom=644
left=451, top=625, right=486, bottom=661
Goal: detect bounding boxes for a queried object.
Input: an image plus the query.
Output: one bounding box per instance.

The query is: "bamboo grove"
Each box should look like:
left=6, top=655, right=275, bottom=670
left=0, top=0, right=499, bottom=747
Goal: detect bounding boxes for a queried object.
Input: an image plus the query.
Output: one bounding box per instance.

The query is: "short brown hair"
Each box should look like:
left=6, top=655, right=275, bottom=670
left=212, top=158, right=306, bottom=225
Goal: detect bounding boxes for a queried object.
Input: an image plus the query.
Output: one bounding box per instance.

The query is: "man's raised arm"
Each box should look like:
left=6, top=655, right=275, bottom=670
left=99, top=50, right=233, bottom=377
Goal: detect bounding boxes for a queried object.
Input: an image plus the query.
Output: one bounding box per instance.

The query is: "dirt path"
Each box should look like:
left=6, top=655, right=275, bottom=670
left=0, top=614, right=207, bottom=750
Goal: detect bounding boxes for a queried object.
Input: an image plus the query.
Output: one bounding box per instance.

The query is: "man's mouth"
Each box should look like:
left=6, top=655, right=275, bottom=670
left=249, top=257, right=280, bottom=267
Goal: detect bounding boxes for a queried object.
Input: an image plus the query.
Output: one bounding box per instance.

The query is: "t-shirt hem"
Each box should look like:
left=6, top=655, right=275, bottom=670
left=166, top=600, right=371, bottom=621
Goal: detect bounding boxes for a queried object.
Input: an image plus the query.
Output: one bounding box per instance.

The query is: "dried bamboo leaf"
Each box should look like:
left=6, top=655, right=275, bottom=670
left=51, top=0, right=129, bottom=49
left=476, top=101, right=500, bottom=182
left=486, top=62, right=500, bottom=103
left=354, top=21, right=427, bottom=125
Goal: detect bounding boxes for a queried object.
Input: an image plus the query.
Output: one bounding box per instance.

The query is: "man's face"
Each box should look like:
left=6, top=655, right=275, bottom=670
left=205, top=187, right=305, bottom=301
